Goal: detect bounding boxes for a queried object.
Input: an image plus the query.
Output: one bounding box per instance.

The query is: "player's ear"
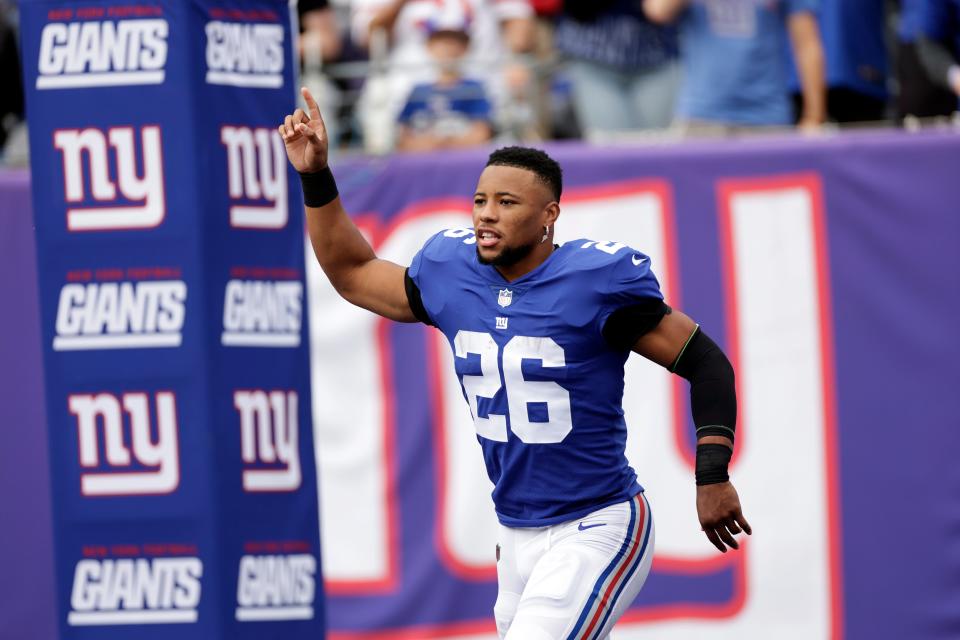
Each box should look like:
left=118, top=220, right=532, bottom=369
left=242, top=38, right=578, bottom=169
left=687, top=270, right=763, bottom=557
left=543, top=201, right=560, bottom=227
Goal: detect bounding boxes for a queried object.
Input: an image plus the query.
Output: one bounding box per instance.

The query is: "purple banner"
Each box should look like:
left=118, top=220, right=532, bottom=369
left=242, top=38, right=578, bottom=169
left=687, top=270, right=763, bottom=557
left=0, top=169, right=57, bottom=640
left=3, top=129, right=960, bottom=639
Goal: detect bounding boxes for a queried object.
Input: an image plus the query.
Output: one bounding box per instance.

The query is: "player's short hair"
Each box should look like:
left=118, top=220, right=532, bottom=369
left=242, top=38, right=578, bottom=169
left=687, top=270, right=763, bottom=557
left=485, top=147, right=563, bottom=201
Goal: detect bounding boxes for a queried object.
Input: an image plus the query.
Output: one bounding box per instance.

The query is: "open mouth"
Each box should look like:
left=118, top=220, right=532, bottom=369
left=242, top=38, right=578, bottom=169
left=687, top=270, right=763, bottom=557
left=477, top=228, right=501, bottom=248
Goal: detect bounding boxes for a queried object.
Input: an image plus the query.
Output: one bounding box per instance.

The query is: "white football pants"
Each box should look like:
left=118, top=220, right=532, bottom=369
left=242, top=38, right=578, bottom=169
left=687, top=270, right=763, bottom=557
left=494, top=493, right=655, bottom=640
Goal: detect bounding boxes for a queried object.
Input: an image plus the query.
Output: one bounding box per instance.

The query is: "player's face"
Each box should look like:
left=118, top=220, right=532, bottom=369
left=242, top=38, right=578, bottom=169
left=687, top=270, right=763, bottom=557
left=472, top=165, right=557, bottom=269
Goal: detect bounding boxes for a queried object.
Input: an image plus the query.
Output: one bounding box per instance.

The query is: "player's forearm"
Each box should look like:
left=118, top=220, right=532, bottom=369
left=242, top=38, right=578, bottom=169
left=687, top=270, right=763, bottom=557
left=789, top=12, right=827, bottom=126
left=668, top=326, right=737, bottom=486
left=680, top=348, right=736, bottom=443
left=305, top=197, right=378, bottom=297
left=643, top=0, right=688, bottom=24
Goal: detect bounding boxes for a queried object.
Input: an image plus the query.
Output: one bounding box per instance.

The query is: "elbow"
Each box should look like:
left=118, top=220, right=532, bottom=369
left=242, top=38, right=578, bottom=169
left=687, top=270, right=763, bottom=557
left=672, top=328, right=734, bottom=386
left=326, top=271, right=361, bottom=305
left=325, top=265, right=373, bottom=309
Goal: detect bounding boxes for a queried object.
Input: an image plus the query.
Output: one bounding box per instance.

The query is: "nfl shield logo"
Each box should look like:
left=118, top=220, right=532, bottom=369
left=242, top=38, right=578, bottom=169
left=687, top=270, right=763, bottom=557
left=498, top=289, right=513, bottom=308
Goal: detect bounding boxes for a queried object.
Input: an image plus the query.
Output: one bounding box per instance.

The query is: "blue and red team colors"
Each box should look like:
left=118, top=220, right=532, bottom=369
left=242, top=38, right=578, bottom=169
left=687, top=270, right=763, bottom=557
left=408, top=228, right=663, bottom=527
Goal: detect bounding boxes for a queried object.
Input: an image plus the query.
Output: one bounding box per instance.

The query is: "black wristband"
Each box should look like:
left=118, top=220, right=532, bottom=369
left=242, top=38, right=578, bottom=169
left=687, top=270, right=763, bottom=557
left=299, top=166, right=338, bottom=208
left=695, top=444, right=732, bottom=486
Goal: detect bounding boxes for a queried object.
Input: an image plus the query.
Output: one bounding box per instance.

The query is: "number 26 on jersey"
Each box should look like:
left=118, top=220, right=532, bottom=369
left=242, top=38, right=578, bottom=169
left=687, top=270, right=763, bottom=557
left=454, top=331, right=572, bottom=444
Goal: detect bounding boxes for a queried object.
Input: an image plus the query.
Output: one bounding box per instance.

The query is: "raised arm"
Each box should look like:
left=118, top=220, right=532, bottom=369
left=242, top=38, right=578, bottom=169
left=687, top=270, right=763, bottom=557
left=631, top=308, right=752, bottom=553
left=788, top=10, right=827, bottom=129
left=358, top=0, right=410, bottom=48
left=279, top=87, right=417, bottom=322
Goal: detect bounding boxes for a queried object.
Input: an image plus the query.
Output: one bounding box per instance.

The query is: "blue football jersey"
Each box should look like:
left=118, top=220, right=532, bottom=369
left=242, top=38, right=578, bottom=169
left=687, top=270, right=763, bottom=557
left=409, top=228, right=664, bottom=527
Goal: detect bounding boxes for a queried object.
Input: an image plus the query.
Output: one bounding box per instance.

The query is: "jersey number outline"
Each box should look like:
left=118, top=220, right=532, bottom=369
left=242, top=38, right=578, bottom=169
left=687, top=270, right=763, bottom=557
left=454, top=330, right=572, bottom=444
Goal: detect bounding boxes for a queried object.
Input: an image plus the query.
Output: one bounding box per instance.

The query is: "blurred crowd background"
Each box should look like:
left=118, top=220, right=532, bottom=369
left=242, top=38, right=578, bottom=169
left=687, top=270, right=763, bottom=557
left=1, top=0, right=960, bottom=162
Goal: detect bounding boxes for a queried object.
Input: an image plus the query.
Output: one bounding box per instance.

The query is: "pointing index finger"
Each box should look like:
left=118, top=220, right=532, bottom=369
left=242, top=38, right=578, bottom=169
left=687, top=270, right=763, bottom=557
left=301, top=86, right=321, bottom=121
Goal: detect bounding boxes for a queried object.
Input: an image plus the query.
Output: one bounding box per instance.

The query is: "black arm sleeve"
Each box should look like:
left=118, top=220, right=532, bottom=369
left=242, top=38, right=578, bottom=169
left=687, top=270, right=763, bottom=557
left=601, top=299, right=671, bottom=350
left=671, top=327, right=737, bottom=442
left=404, top=268, right=435, bottom=327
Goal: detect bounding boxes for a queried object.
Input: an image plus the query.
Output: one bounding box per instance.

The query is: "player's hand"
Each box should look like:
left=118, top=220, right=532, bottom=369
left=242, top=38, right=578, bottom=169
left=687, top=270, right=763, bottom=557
left=696, top=481, right=751, bottom=553
left=279, top=86, right=329, bottom=174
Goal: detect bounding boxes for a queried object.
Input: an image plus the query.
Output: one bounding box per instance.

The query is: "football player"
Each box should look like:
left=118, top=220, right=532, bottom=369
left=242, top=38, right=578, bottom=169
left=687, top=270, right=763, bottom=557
left=280, top=87, right=750, bottom=640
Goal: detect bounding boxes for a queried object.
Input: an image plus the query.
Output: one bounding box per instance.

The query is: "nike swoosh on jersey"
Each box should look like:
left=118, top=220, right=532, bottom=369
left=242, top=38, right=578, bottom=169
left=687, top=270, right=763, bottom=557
left=631, top=255, right=647, bottom=266
left=578, top=522, right=606, bottom=531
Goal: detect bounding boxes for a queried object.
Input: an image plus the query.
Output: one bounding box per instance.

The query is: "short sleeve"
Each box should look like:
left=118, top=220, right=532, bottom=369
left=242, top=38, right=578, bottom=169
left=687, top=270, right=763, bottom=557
left=464, top=85, right=492, bottom=121
left=397, top=98, right=416, bottom=125
left=405, top=230, right=451, bottom=325
left=397, top=102, right=413, bottom=125
left=406, top=229, right=440, bottom=284
left=596, top=249, right=664, bottom=338
left=404, top=269, right=434, bottom=326
left=398, top=85, right=429, bottom=124
left=445, top=81, right=492, bottom=121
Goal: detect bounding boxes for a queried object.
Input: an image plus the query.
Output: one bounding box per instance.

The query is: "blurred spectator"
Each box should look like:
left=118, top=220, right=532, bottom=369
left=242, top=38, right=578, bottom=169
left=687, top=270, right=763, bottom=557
left=395, top=25, right=494, bottom=151
left=915, top=0, right=960, bottom=109
left=789, top=0, right=887, bottom=123
left=522, top=0, right=579, bottom=139
left=299, top=0, right=344, bottom=64
left=350, top=0, right=534, bottom=151
left=0, top=1, right=23, bottom=155
left=644, top=0, right=826, bottom=133
left=897, top=0, right=957, bottom=119
left=554, top=0, right=680, bottom=137
left=530, top=0, right=561, bottom=14
left=299, top=0, right=346, bottom=148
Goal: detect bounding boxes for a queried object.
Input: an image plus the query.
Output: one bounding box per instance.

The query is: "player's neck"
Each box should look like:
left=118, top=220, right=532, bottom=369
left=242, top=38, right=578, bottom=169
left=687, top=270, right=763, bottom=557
left=494, top=241, right=555, bottom=282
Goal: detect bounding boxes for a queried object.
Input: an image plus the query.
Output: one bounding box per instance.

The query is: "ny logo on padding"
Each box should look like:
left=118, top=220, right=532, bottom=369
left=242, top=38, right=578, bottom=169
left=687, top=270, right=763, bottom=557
left=69, top=391, right=180, bottom=496
left=54, top=126, right=165, bottom=231
left=221, top=126, right=288, bottom=229
left=234, top=390, right=301, bottom=491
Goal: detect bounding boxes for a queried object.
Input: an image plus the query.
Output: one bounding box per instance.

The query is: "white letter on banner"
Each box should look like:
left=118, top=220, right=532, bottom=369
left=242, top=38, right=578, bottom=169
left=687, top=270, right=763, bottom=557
left=55, top=129, right=115, bottom=201
left=38, top=23, right=69, bottom=75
